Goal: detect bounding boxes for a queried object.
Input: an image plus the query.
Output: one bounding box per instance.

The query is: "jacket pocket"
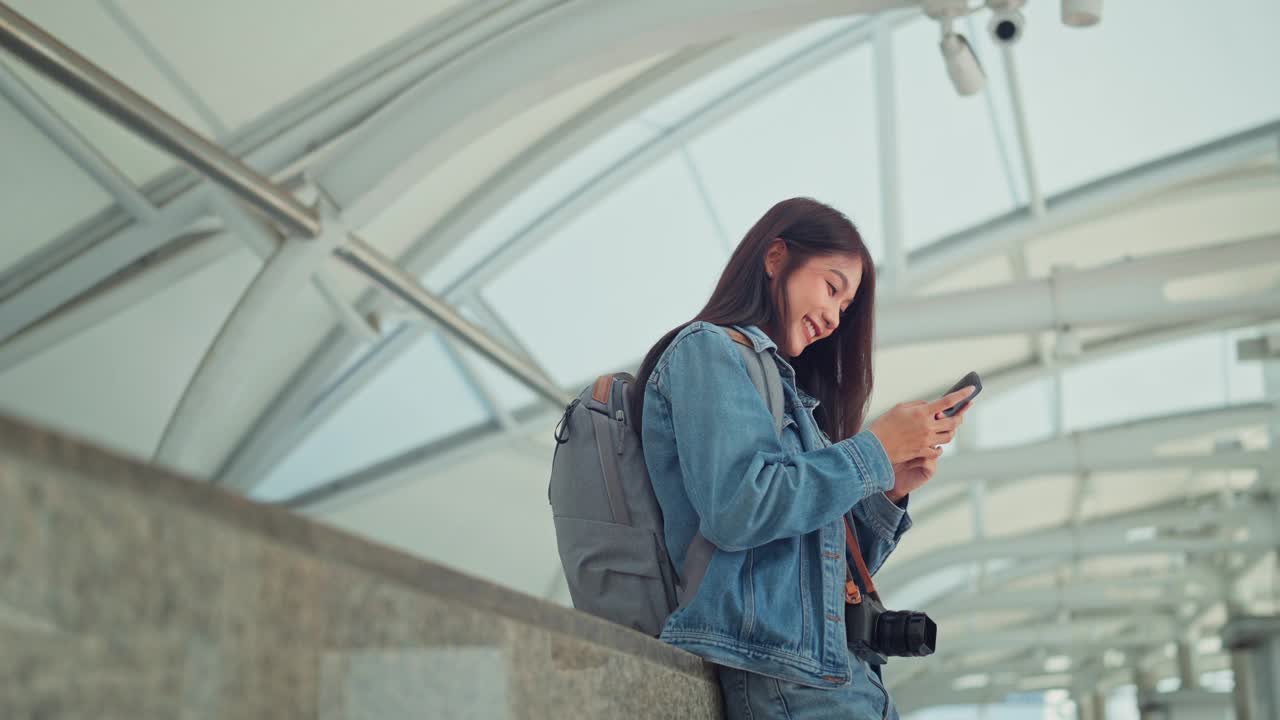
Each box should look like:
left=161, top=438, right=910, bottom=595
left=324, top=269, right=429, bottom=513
left=743, top=536, right=806, bottom=655
left=552, top=516, right=674, bottom=635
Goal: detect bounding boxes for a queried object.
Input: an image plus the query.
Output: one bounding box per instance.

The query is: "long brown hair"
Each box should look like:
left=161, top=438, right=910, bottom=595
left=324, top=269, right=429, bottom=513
left=633, top=197, right=876, bottom=441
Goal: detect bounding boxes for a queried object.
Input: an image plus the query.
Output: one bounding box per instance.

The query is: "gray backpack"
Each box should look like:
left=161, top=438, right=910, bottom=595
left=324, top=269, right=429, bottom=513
left=548, top=327, right=784, bottom=635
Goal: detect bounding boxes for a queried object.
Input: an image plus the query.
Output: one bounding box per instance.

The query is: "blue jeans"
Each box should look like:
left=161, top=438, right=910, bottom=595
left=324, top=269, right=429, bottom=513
left=718, top=654, right=900, bottom=720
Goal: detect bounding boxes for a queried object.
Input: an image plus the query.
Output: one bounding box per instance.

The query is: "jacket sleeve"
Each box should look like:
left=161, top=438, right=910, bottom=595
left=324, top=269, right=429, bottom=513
left=848, top=493, right=913, bottom=577
left=649, top=326, right=893, bottom=552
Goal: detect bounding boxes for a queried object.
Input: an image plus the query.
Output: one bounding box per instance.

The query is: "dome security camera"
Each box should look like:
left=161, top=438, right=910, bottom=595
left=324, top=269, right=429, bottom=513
left=1061, top=0, right=1102, bottom=27
left=940, top=32, right=986, bottom=96
left=988, top=8, right=1026, bottom=45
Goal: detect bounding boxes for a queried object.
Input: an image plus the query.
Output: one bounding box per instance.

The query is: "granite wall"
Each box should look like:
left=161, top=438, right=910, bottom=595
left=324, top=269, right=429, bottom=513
left=0, top=415, right=722, bottom=719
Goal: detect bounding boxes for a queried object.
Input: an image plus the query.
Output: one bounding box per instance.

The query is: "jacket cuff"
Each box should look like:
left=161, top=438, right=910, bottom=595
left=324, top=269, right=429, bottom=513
left=856, top=491, right=913, bottom=543
left=838, top=430, right=894, bottom=497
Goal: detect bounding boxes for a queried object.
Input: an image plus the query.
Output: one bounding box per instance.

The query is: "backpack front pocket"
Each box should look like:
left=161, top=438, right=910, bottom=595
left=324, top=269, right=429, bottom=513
left=552, top=515, right=675, bottom=636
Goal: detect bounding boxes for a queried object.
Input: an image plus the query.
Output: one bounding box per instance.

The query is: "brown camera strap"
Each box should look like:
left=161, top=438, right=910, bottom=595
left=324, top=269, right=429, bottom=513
left=721, top=323, right=878, bottom=606
left=844, top=516, right=877, bottom=605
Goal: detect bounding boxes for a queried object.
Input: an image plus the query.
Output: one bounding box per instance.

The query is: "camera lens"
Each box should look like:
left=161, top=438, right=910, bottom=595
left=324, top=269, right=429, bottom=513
left=874, top=611, right=937, bottom=657
left=993, top=19, right=1018, bottom=41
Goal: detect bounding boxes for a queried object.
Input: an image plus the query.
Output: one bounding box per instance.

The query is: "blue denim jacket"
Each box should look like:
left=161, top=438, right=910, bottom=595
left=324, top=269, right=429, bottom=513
left=642, top=322, right=912, bottom=689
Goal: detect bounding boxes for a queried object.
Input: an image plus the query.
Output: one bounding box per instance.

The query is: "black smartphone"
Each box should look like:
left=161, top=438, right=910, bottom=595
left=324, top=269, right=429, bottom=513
left=941, top=371, right=982, bottom=417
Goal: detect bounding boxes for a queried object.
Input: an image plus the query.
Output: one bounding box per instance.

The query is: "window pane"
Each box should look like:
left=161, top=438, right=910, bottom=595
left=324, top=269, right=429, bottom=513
left=482, top=154, right=726, bottom=388
left=1061, top=332, right=1254, bottom=431
left=974, top=377, right=1055, bottom=448
left=688, top=44, right=884, bottom=259
left=1017, top=0, right=1280, bottom=195
left=255, top=332, right=491, bottom=501
left=893, top=16, right=1021, bottom=249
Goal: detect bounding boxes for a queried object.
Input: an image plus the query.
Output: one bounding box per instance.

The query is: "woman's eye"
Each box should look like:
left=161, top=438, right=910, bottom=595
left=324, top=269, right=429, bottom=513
left=827, top=282, right=836, bottom=296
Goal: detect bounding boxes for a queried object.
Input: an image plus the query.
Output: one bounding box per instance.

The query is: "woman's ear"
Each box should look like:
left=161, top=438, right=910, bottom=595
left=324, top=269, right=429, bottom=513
left=764, top=238, right=787, bottom=278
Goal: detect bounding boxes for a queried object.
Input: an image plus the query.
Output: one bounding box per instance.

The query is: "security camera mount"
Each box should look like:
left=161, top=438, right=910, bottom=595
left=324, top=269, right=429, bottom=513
left=986, top=0, right=1028, bottom=45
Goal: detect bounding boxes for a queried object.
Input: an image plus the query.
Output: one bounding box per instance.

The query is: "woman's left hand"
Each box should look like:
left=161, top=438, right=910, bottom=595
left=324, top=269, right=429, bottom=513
left=884, top=399, right=974, bottom=504
left=885, top=456, right=937, bottom=504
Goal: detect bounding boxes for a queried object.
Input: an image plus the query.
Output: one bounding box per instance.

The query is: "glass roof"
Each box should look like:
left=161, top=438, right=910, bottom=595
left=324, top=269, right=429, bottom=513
left=182, top=0, right=1280, bottom=522
left=1, top=0, right=1278, bottom=706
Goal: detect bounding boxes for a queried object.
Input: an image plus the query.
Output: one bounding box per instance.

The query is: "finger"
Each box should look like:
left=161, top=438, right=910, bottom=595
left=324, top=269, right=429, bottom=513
left=929, top=387, right=975, bottom=414
left=921, top=446, right=943, bottom=460
left=931, top=414, right=962, bottom=432
left=934, top=430, right=956, bottom=444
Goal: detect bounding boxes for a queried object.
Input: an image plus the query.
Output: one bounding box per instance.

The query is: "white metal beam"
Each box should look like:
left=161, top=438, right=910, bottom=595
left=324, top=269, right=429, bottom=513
left=880, top=231, right=1280, bottom=345
left=918, top=312, right=1280, bottom=416
left=895, top=652, right=1114, bottom=696
left=309, top=272, right=380, bottom=344
left=216, top=17, right=888, bottom=490
left=0, top=3, right=322, bottom=237
left=332, top=235, right=574, bottom=409
left=893, top=548, right=1265, bottom=700
left=894, top=653, right=1236, bottom=714
left=290, top=310, right=1280, bottom=509
left=152, top=205, right=343, bottom=475
left=312, top=0, right=921, bottom=227
left=235, top=16, right=1274, bottom=497
left=439, top=333, right=517, bottom=432
left=0, top=228, right=232, bottom=374
left=235, top=30, right=1275, bottom=506
left=903, top=119, right=1280, bottom=287
left=927, top=567, right=1223, bottom=619
left=213, top=37, right=785, bottom=490
left=285, top=415, right=511, bottom=513
left=872, top=16, right=906, bottom=288
left=0, top=56, right=156, bottom=221
left=877, top=496, right=1277, bottom=588
left=124, top=0, right=510, bottom=201
left=0, top=188, right=209, bottom=343
left=999, top=46, right=1045, bottom=218
left=918, top=402, right=1278, bottom=495
left=940, top=615, right=1179, bottom=662
left=228, top=25, right=1276, bottom=496
left=437, top=18, right=893, bottom=303
left=0, top=0, right=508, bottom=342
left=390, top=38, right=773, bottom=282
left=98, top=0, right=227, bottom=139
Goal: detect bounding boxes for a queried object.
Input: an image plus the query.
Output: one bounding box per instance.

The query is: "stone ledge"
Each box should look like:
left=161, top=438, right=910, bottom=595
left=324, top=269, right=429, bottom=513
left=0, top=414, right=721, bottom=718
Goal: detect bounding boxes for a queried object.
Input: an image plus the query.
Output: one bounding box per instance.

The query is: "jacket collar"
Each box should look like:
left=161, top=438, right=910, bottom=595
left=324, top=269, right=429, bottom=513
left=731, top=325, right=820, bottom=409
left=730, top=324, right=777, bottom=354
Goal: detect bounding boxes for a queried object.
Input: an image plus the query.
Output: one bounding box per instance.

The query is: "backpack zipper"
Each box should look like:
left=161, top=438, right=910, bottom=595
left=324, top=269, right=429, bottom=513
left=609, top=376, right=627, bottom=454
left=553, top=398, right=579, bottom=444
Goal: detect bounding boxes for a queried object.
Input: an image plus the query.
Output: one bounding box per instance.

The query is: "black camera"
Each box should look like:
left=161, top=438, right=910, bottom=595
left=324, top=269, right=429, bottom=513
left=845, top=591, right=937, bottom=665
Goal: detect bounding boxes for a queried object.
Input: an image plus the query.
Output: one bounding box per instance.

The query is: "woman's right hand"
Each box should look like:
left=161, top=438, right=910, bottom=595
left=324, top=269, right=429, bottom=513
left=867, top=388, right=972, bottom=465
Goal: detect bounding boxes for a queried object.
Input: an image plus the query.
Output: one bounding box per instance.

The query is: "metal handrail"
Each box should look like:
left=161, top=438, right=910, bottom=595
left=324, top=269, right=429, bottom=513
left=335, top=237, right=573, bottom=407
left=0, top=1, right=574, bottom=409
left=0, top=2, right=321, bottom=238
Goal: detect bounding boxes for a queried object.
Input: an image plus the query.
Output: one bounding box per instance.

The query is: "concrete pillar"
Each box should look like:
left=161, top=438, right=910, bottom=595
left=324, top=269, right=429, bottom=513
left=1176, top=641, right=1197, bottom=690
left=1076, top=689, right=1097, bottom=720
left=1222, top=615, right=1280, bottom=720
left=1134, top=669, right=1160, bottom=720
left=1091, top=690, right=1109, bottom=720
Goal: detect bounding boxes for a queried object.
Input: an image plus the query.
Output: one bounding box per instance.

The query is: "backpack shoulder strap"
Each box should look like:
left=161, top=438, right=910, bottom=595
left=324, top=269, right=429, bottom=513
left=677, top=327, right=787, bottom=610
left=723, top=327, right=785, bottom=436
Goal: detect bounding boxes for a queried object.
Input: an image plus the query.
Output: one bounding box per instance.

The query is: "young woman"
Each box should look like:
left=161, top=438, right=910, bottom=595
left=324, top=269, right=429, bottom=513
left=634, top=197, right=973, bottom=718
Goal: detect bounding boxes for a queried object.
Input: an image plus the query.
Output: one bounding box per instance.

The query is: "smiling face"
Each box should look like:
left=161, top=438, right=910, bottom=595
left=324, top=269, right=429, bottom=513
left=764, top=240, right=863, bottom=358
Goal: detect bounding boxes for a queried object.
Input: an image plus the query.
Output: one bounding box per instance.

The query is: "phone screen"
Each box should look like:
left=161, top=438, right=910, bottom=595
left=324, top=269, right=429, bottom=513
left=942, top=371, right=982, bottom=417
